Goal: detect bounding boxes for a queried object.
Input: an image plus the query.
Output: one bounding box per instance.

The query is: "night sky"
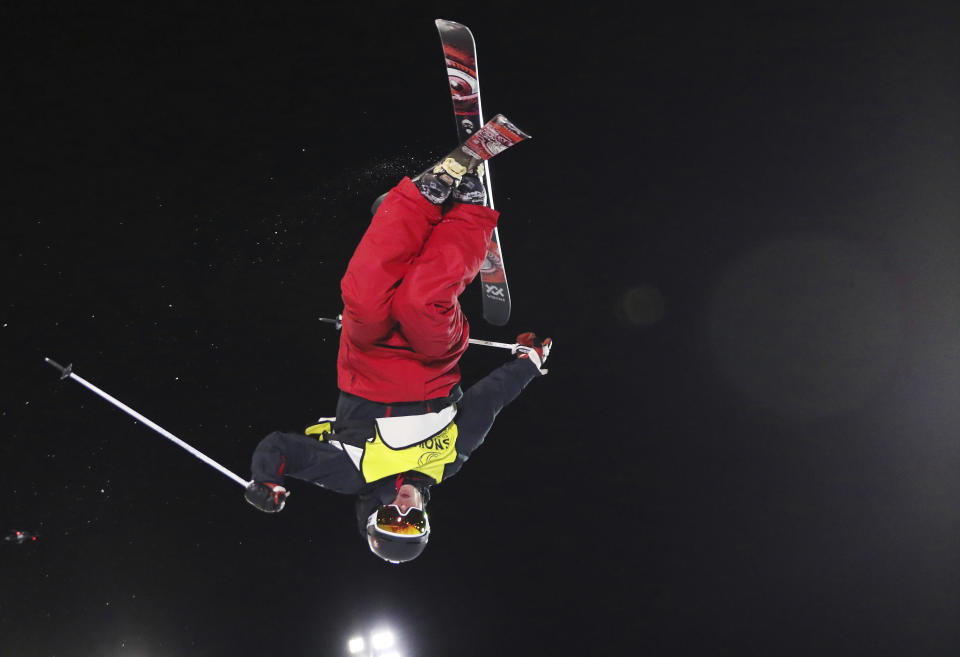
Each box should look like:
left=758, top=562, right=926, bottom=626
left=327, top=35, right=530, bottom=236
left=3, top=3, right=959, bottom=656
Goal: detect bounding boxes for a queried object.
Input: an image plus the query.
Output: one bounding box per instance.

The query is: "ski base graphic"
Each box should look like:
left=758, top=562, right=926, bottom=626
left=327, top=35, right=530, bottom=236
left=436, top=18, right=513, bottom=326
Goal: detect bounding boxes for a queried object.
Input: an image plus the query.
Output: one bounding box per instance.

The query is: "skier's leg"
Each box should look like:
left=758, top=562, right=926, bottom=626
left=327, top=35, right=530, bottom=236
left=341, top=177, right=443, bottom=348
left=392, top=201, right=499, bottom=358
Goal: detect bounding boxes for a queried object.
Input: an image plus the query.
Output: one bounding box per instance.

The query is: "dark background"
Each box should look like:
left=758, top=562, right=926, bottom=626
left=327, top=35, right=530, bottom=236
left=3, top=2, right=958, bottom=655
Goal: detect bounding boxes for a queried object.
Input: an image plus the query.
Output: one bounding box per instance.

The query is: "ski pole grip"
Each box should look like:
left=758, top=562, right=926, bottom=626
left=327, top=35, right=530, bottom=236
left=44, top=357, right=73, bottom=380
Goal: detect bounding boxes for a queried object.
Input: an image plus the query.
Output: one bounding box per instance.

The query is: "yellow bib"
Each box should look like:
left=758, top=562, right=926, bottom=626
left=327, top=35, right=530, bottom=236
left=361, top=421, right=459, bottom=484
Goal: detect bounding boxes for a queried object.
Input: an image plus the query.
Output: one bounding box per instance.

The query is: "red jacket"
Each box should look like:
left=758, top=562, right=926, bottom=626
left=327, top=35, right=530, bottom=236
left=337, top=177, right=499, bottom=402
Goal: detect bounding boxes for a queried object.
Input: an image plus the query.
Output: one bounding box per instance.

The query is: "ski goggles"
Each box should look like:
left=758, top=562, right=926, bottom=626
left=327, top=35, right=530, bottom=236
left=369, top=504, right=430, bottom=537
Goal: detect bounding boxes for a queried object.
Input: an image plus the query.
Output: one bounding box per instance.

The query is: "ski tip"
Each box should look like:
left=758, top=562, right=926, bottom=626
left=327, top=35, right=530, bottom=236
left=435, top=18, right=472, bottom=35
left=489, top=114, right=533, bottom=141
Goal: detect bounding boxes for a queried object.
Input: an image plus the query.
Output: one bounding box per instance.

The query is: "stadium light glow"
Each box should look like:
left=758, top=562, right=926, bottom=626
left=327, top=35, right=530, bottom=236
left=348, top=637, right=365, bottom=654
left=347, top=626, right=401, bottom=656
left=371, top=630, right=395, bottom=650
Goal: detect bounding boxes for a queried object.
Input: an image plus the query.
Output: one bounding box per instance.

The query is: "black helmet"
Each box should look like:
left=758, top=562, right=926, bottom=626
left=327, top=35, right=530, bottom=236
left=365, top=504, right=430, bottom=564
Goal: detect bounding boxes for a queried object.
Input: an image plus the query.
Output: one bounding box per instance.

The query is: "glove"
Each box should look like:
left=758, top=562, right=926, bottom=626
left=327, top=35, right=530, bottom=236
left=516, top=332, right=552, bottom=374
left=244, top=481, right=289, bottom=513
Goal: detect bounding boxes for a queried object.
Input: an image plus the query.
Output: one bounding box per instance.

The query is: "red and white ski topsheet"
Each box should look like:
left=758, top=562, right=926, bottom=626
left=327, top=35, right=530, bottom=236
left=444, top=114, right=531, bottom=172
left=435, top=18, right=513, bottom=326
left=463, top=114, right=531, bottom=160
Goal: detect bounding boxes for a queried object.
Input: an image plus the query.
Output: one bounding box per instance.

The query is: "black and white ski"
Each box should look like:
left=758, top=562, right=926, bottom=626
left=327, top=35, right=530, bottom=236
left=435, top=19, right=512, bottom=326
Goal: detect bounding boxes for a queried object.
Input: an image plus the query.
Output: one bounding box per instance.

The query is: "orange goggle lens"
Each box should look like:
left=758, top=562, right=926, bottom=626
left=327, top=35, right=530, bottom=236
left=375, top=505, right=428, bottom=536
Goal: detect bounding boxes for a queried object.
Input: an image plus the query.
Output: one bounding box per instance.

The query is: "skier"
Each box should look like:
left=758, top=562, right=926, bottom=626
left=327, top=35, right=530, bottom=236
left=244, top=157, right=551, bottom=564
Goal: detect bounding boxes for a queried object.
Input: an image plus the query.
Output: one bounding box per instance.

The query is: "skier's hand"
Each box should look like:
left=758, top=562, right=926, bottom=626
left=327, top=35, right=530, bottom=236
left=244, top=481, right=289, bottom=513
left=516, top=332, right=552, bottom=374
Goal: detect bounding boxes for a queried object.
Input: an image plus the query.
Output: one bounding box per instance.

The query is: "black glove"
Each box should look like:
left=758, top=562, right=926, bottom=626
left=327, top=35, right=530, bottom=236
left=244, top=481, right=289, bottom=513
left=516, top=332, right=552, bottom=374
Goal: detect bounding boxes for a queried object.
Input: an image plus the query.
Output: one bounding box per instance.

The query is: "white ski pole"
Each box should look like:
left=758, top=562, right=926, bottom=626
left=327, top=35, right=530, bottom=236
left=44, top=358, right=250, bottom=488
left=318, top=316, right=531, bottom=354
left=466, top=338, right=532, bottom=354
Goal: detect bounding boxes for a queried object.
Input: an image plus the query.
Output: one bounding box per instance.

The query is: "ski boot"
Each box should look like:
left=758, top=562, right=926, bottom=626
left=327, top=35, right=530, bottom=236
left=414, top=113, right=529, bottom=205
left=452, top=166, right=487, bottom=205
left=415, top=156, right=482, bottom=204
